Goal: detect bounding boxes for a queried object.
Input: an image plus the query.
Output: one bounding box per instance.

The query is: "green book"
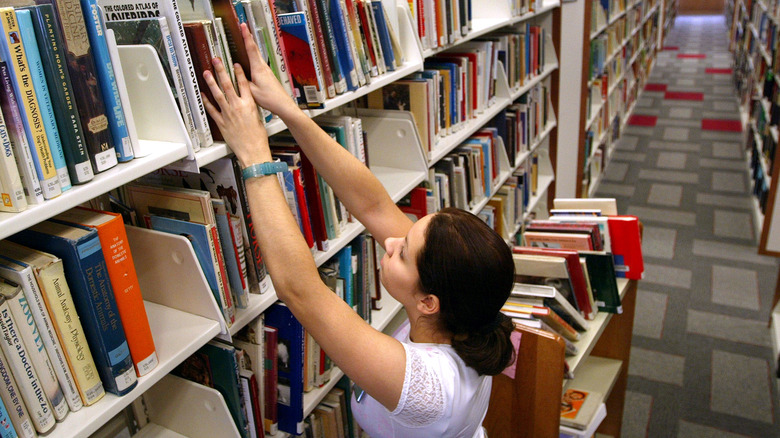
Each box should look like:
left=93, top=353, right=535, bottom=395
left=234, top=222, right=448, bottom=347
left=580, top=251, right=622, bottom=314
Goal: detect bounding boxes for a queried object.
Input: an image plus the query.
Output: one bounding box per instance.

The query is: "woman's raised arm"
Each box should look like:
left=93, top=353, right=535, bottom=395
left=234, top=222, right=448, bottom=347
left=237, top=23, right=413, bottom=246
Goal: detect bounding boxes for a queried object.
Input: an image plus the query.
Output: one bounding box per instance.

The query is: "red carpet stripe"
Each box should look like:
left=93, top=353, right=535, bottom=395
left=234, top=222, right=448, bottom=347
left=701, top=119, right=742, bottom=132
left=706, top=68, right=733, bottom=74
left=628, top=115, right=658, bottom=127
left=664, top=91, right=704, bottom=101
left=677, top=53, right=706, bottom=59
left=645, top=83, right=668, bottom=92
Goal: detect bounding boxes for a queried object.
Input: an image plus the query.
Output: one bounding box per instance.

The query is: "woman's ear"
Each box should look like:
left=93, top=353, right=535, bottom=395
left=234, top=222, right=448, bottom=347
left=417, top=293, right=441, bottom=316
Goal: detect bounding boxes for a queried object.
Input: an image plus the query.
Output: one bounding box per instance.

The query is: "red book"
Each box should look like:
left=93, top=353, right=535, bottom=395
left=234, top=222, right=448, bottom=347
left=398, top=187, right=428, bottom=220
left=184, top=22, right=222, bottom=141
left=213, top=0, right=252, bottom=78
left=512, top=246, right=595, bottom=320
left=607, top=216, right=644, bottom=280
left=272, top=151, right=316, bottom=250
left=263, top=326, right=279, bottom=434
left=526, top=220, right=603, bottom=251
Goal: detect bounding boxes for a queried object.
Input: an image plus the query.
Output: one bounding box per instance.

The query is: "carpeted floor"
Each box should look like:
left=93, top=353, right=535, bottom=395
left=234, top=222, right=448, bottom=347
left=593, top=15, right=780, bottom=438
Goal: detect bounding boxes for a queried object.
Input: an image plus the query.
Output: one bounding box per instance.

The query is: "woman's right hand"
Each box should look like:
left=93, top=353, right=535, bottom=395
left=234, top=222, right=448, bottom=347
left=240, top=23, right=301, bottom=120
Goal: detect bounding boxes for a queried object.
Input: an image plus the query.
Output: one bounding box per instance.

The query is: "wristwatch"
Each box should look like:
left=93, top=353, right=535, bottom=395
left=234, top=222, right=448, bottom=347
left=242, top=161, right=289, bottom=181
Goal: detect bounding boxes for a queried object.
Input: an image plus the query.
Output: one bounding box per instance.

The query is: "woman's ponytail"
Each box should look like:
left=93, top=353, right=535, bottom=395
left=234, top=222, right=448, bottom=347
left=451, top=313, right=515, bottom=376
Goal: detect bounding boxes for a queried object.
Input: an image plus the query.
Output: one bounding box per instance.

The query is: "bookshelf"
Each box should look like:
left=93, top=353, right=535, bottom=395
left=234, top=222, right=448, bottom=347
left=556, top=0, right=666, bottom=198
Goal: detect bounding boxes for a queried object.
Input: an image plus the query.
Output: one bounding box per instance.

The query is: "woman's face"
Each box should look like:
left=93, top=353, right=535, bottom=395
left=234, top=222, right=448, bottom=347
left=380, top=214, right=432, bottom=305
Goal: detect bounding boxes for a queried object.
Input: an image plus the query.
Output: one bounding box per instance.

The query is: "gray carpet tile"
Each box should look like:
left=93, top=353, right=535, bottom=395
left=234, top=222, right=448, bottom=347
left=592, top=15, right=780, bottom=437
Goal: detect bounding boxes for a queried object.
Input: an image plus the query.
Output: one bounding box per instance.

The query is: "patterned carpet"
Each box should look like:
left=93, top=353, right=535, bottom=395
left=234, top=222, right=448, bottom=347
left=593, top=15, right=780, bottom=438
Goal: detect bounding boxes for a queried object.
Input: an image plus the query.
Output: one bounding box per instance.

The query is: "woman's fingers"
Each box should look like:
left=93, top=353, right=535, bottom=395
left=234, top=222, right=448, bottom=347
left=212, top=57, right=237, bottom=102
left=234, top=63, right=251, bottom=99
left=201, top=93, right=223, bottom=125
left=203, top=69, right=228, bottom=110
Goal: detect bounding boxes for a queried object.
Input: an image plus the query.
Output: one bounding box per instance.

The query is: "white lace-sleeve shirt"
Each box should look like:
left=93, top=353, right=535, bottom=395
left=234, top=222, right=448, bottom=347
left=350, top=321, right=492, bottom=438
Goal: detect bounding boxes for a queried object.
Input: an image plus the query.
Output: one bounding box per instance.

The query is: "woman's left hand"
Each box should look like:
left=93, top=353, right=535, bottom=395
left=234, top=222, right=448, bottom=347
left=202, top=58, right=272, bottom=168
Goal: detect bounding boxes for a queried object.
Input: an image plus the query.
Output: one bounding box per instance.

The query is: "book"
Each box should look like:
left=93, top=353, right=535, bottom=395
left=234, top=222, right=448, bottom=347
left=0, top=289, right=55, bottom=433
left=53, top=207, right=159, bottom=377
left=0, top=7, right=61, bottom=199
left=99, top=0, right=213, bottom=149
left=328, top=0, right=359, bottom=91
left=0, top=61, right=43, bottom=205
left=0, top=103, right=26, bottom=212
left=277, top=11, right=326, bottom=108
left=607, top=215, right=644, bottom=280
left=560, top=388, right=602, bottom=430
left=239, top=369, right=262, bottom=438
left=370, top=1, right=395, bottom=71
left=264, top=302, right=304, bottom=435
left=8, top=220, right=138, bottom=396
left=79, top=0, right=134, bottom=162
left=0, top=378, right=18, bottom=438
left=0, top=247, right=83, bottom=412
left=0, top=242, right=104, bottom=407
left=149, top=214, right=235, bottom=326
left=104, top=28, right=141, bottom=159
left=553, top=198, right=617, bottom=216
left=27, top=4, right=94, bottom=185
left=213, top=198, right=249, bottom=309
left=580, top=251, right=621, bottom=314
left=0, top=338, right=35, bottom=438
left=0, top=279, right=69, bottom=421
left=523, top=230, right=594, bottom=251
left=198, top=341, right=249, bottom=438
left=16, top=8, right=74, bottom=192
left=263, top=325, right=279, bottom=434
left=42, top=0, right=119, bottom=174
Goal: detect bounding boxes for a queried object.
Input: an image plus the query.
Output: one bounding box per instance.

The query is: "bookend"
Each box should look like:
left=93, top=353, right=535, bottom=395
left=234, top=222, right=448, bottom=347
left=116, top=45, right=194, bottom=164
left=126, top=226, right=227, bottom=333
left=137, top=374, right=240, bottom=437
left=483, top=324, right=566, bottom=438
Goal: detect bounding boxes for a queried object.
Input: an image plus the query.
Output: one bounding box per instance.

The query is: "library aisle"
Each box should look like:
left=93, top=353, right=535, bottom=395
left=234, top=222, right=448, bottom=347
left=593, top=15, right=780, bottom=437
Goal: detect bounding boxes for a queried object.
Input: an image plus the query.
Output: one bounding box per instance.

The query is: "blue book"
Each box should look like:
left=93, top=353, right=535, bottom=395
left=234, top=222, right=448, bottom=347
left=15, top=9, right=72, bottom=192
left=212, top=198, right=248, bottom=309
left=337, top=244, right=353, bottom=308
left=424, top=61, right=459, bottom=127
left=264, top=303, right=304, bottom=436
left=462, top=138, right=492, bottom=197
left=370, top=1, right=395, bottom=71
left=80, top=0, right=133, bottom=162
left=8, top=220, right=138, bottom=396
left=329, top=0, right=359, bottom=90
left=0, top=396, right=17, bottom=438
left=148, top=215, right=231, bottom=322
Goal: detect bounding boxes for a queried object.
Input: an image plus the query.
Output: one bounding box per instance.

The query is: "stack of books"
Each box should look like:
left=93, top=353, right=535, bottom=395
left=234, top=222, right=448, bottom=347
left=0, top=207, right=159, bottom=435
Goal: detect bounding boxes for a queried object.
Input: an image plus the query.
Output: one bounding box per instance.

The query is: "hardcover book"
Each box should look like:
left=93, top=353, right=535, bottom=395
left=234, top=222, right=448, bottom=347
left=264, top=302, right=304, bottom=435
left=0, top=105, right=26, bottom=212
left=0, top=241, right=102, bottom=407
left=0, top=337, right=35, bottom=438
left=53, top=207, right=159, bottom=377
left=40, top=0, right=119, bottom=173
left=27, top=4, right=95, bottom=185
left=9, top=220, right=138, bottom=396
left=277, top=11, right=326, bottom=108
left=0, top=281, right=69, bottom=421
left=0, top=292, right=55, bottom=433
left=0, top=247, right=83, bottom=412
left=0, top=8, right=61, bottom=199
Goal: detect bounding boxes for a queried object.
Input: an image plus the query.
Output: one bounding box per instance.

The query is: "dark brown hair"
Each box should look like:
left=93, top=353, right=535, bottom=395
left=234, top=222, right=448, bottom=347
left=416, top=208, right=515, bottom=375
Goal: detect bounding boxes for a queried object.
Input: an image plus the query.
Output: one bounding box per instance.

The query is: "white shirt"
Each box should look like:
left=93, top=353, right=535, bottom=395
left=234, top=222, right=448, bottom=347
left=351, top=321, right=492, bottom=437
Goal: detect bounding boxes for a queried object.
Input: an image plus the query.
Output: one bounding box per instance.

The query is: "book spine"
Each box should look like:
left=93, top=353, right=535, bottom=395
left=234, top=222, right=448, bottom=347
left=3, top=291, right=69, bottom=421
left=239, top=372, right=258, bottom=438
left=231, top=156, right=269, bottom=289
left=0, top=395, right=17, bottom=438
left=80, top=0, right=133, bottom=161
left=370, top=1, right=395, bottom=70
left=0, top=344, right=35, bottom=438
left=0, top=62, right=43, bottom=205
left=160, top=19, right=200, bottom=150
left=339, top=0, right=366, bottom=86
left=49, top=0, right=118, bottom=174
left=277, top=12, right=326, bottom=108
left=16, top=9, right=74, bottom=192
left=258, top=0, right=296, bottom=103
left=208, top=224, right=235, bottom=325
left=215, top=205, right=248, bottom=308
left=11, top=228, right=137, bottom=397
left=362, top=0, right=386, bottom=74
left=0, top=108, right=26, bottom=213
left=0, top=299, right=55, bottom=433
left=0, top=259, right=83, bottom=412
left=312, top=0, right=347, bottom=93
left=304, top=0, right=336, bottom=98
left=229, top=215, right=249, bottom=291
left=29, top=4, right=94, bottom=185
left=329, top=0, right=359, bottom=90
left=157, top=0, right=212, bottom=148
left=94, top=214, right=158, bottom=377
left=263, top=327, right=278, bottom=434
left=0, top=8, right=61, bottom=200
left=33, top=258, right=104, bottom=406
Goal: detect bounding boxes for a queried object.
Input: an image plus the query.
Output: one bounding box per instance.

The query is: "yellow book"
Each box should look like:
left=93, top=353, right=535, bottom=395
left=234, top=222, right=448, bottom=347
left=0, top=242, right=105, bottom=406
left=0, top=8, right=60, bottom=200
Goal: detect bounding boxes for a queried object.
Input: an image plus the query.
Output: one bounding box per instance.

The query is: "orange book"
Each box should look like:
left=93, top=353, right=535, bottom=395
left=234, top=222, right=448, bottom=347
left=54, top=207, right=159, bottom=377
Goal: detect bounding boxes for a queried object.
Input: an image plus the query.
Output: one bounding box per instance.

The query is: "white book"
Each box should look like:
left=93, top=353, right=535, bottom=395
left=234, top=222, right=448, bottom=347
left=250, top=0, right=296, bottom=101
left=0, top=338, right=35, bottom=438
left=0, top=108, right=26, bottom=212
left=0, top=293, right=55, bottom=433
left=0, top=250, right=84, bottom=413
left=0, top=283, right=69, bottom=421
